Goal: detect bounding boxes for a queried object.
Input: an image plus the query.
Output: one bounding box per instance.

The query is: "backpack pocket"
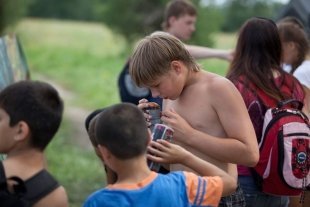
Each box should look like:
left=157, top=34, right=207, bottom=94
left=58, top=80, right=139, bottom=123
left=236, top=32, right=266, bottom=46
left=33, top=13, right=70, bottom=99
left=280, top=122, right=310, bottom=189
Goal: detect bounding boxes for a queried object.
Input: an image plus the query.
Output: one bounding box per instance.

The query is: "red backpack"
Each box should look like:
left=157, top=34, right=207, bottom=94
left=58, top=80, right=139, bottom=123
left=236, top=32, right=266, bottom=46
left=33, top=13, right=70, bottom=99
left=253, top=90, right=310, bottom=196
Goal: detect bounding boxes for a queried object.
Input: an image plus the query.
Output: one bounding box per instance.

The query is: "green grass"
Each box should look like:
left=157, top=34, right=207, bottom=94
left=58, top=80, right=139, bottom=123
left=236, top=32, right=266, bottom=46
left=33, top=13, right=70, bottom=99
left=15, top=18, right=127, bottom=206
left=16, top=18, right=128, bottom=109
left=46, top=118, right=104, bottom=207
left=14, top=18, right=236, bottom=206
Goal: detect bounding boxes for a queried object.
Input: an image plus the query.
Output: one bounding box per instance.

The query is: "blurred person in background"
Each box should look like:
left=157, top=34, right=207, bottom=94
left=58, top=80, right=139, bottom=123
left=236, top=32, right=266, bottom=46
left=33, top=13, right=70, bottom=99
left=118, top=0, right=232, bottom=108
left=277, top=16, right=310, bottom=207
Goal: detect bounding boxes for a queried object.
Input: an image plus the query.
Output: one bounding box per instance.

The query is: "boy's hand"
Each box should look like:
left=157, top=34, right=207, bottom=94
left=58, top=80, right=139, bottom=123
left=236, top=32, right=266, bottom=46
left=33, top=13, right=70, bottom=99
left=161, top=108, right=192, bottom=143
left=147, top=140, right=190, bottom=164
left=138, top=99, right=152, bottom=127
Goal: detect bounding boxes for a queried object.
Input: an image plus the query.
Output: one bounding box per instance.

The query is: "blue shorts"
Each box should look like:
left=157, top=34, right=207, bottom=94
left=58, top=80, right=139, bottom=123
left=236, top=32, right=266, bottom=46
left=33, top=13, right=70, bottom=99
left=238, top=175, right=289, bottom=207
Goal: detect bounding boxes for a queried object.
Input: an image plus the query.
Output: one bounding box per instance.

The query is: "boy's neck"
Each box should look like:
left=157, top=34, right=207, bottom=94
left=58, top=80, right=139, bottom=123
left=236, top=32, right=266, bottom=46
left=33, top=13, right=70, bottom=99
left=3, top=148, right=47, bottom=179
left=184, top=70, right=202, bottom=87
left=5, top=148, right=45, bottom=167
left=112, top=156, right=152, bottom=185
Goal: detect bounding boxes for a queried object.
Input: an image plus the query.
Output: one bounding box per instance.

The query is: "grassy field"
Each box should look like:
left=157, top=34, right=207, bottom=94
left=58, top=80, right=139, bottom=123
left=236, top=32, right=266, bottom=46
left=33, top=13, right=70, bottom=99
left=16, top=18, right=128, bottom=109
left=15, top=18, right=236, bottom=206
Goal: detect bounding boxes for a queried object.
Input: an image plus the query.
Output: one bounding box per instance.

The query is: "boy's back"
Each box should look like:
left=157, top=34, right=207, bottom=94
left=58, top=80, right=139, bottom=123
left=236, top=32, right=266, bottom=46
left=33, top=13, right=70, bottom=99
left=84, top=171, right=222, bottom=207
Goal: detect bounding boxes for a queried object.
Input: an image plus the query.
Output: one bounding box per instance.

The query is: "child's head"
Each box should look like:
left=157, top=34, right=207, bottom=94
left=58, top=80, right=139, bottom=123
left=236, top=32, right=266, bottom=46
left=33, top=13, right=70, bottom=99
left=278, top=22, right=309, bottom=73
left=162, top=0, right=197, bottom=41
left=85, top=108, right=118, bottom=184
left=95, top=103, right=149, bottom=160
left=227, top=17, right=286, bottom=101
left=277, top=16, right=305, bottom=30
left=85, top=108, right=104, bottom=148
left=228, top=17, right=282, bottom=78
left=129, top=32, right=200, bottom=89
left=0, top=80, right=63, bottom=151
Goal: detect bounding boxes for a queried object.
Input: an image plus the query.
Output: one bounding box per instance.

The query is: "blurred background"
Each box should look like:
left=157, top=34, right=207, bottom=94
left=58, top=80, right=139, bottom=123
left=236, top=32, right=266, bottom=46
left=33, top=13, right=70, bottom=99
left=0, top=0, right=309, bottom=206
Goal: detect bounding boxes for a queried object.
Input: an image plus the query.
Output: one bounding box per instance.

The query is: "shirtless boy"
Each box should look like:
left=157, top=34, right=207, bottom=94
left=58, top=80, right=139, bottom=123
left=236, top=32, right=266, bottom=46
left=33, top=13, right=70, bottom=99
left=129, top=32, right=259, bottom=206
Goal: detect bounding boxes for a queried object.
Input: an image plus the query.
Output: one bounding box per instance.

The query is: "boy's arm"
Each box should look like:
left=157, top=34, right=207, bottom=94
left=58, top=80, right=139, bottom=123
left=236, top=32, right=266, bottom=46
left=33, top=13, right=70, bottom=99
left=184, top=44, right=233, bottom=61
left=147, top=140, right=237, bottom=196
left=161, top=78, right=259, bottom=167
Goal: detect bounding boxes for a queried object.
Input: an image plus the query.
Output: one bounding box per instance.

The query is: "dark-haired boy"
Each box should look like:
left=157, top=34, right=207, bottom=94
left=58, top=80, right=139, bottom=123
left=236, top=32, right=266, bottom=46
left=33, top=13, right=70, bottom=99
left=0, top=80, right=68, bottom=207
left=85, top=108, right=117, bottom=184
left=83, top=103, right=236, bottom=207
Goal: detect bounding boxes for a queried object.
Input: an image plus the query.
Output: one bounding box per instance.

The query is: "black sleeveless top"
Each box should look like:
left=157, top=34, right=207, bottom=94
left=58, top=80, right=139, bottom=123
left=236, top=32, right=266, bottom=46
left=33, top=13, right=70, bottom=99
left=0, top=161, right=59, bottom=205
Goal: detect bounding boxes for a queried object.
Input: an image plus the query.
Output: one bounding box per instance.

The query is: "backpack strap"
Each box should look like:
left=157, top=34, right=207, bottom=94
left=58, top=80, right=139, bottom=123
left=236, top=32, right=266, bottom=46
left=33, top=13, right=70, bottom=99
left=24, top=169, right=59, bottom=205
left=277, top=99, right=303, bottom=110
left=1, top=162, right=59, bottom=205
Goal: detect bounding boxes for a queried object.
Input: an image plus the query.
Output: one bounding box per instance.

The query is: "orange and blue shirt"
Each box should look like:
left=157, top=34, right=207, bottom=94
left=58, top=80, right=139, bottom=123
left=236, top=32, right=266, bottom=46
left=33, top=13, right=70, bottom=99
left=83, top=171, right=223, bottom=207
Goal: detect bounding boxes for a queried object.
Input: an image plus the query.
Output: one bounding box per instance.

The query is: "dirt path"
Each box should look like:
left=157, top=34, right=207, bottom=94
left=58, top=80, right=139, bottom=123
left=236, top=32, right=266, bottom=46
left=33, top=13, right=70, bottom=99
left=40, top=77, right=93, bottom=150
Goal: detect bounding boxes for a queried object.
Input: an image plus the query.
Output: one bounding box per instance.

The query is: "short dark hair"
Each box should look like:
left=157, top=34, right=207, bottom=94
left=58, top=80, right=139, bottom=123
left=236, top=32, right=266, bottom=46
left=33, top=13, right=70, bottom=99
left=85, top=108, right=104, bottom=147
left=0, top=80, right=63, bottom=150
left=95, top=103, right=148, bottom=159
left=162, top=0, right=196, bottom=30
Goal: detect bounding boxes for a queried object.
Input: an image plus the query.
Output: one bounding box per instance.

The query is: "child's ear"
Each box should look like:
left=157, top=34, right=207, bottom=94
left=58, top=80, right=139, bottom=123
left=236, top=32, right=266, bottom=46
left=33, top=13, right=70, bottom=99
left=94, top=147, right=103, bottom=159
left=168, top=16, right=177, bottom=26
left=98, top=145, right=111, bottom=161
left=170, top=60, right=182, bottom=74
left=13, top=121, right=30, bottom=142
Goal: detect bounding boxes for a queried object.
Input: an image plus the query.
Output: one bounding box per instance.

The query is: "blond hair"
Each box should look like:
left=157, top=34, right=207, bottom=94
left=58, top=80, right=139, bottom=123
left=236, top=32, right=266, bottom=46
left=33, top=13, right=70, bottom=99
left=129, top=32, right=200, bottom=87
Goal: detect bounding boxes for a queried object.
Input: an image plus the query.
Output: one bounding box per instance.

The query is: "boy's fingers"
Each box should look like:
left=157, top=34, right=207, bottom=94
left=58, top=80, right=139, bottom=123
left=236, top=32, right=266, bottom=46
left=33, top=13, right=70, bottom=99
left=162, top=109, right=178, bottom=119
left=156, top=139, right=170, bottom=147
left=139, top=98, right=148, bottom=104
left=147, top=154, right=163, bottom=163
left=150, top=141, right=163, bottom=150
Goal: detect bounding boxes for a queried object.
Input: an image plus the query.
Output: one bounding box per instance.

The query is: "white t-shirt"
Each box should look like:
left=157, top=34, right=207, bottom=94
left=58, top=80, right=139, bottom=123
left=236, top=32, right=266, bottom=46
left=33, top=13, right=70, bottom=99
left=293, top=60, right=310, bottom=88
left=282, top=63, right=292, bottom=73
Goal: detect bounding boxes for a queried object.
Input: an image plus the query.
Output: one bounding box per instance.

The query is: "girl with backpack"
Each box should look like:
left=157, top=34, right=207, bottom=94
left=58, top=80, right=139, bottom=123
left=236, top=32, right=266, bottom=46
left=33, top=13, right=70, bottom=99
left=226, top=17, right=306, bottom=207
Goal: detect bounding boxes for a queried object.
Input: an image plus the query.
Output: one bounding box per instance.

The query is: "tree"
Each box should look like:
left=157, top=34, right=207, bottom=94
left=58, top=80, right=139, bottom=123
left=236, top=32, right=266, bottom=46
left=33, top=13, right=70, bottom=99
left=190, top=1, right=223, bottom=47
left=26, top=0, right=104, bottom=21
left=101, top=0, right=167, bottom=42
left=0, top=0, right=31, bottom=35
left=221, top=0, right=278, bottom=32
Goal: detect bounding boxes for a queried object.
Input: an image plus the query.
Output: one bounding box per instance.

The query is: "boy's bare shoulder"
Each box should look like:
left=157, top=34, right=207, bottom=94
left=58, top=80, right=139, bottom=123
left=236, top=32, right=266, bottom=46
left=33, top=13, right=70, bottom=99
left=202, top=71, right=235, bottom=93
left=33, top=186, right=68, bottom=207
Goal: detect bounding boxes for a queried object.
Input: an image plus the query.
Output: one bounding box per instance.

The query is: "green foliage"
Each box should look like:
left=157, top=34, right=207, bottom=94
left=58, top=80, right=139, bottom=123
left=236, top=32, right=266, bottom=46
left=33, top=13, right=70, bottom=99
left=221, top=0, right=285, bottom=32
left=0, top=0, right=31, bottom=35
left=189, top=3, right=224, bottom=47
left=16, top=19, right=127, bottom=109
left=27, top=0, right=105, bottom=22
left=101, top=0, right=167, bottom=41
